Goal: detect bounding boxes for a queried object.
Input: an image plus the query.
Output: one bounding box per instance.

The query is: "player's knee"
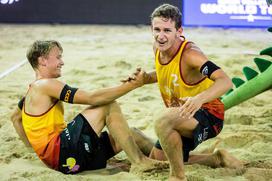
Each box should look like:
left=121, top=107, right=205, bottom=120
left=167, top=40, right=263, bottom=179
left=108, top=101, right=121, bottom=111
left=99, top=101, right=119, bottom=115
left=154, top=114, right=171, bottom=135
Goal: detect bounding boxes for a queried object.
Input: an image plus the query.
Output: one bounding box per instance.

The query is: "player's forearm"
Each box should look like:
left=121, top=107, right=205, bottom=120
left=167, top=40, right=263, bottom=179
left=10, top=109, right=31, bottom=147
left=196, top=77, right=232, bottom=104
left=88, top=82, right=137, bottom=105
left=13, top=121, right=31, bottom=147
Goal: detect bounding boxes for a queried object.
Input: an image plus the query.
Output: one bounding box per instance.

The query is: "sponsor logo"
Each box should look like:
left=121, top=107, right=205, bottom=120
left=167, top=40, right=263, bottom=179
left=63, top=128, right=71, bottom=140
left=202, top=66, right=209, bottom=76
left=197, top=127, right=209, bottom=142
left=84, top=143, right=90, bottom=153
left=62, top=157, right=80, bottom=173
left=203, top=127, right=209, bottom=140
left=64, top=90, right=72, bottom=102
left=198, top=134, right=203, bottom=142
left=200, top=0, right=272, bottom=23
left=0, top=0, right=19, bottom=5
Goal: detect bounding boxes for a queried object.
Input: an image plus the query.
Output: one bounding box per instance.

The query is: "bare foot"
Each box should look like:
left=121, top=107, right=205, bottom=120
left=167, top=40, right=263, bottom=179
left=169, top=176, right=187, bottom=181
left=215, top=149, right=244, bottom=169
left=130, top=157, right=169, bottom=174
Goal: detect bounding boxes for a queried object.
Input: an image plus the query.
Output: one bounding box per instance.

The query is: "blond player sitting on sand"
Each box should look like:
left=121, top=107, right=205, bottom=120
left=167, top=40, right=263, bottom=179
left=10, top=40, right=167, bottom=174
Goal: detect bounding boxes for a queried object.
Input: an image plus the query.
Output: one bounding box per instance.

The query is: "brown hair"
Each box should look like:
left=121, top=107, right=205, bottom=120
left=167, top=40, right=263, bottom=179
left=26, top=40, right=63, bottom=69
left=150, top=4, right=182, bottom=30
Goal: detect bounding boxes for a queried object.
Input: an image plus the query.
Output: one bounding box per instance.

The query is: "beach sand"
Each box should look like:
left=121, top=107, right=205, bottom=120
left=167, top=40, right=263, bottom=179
left=0, top=24, right=271, bottom=181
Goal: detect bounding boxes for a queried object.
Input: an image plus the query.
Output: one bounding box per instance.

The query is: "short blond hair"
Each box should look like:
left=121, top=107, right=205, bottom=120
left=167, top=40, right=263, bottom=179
left=26, top=40, right=63, bottom=69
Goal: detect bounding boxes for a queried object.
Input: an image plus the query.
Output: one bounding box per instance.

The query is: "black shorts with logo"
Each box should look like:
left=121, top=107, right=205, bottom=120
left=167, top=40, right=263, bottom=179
left=154, top=108, right=223, bottom=162
left=58, top=114, right=115, bottom=174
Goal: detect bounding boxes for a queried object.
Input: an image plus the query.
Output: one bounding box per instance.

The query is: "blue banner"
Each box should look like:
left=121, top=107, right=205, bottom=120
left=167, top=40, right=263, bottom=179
left=183, top=0, right=272, bottom=28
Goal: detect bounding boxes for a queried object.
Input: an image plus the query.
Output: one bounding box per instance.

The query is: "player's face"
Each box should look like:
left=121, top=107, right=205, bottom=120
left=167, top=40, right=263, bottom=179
left=152, top=17, right=182, bottom=52
left=44, top=47, right=64, bottom=78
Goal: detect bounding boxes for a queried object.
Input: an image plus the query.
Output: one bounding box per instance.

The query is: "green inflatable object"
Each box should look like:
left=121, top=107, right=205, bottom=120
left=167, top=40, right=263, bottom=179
left=254, top=58, right=271, bottom=72
left=243, top=66, right=258, bottom=80
left=232, top=77, right=245, bottom=88
left=221, top=58, right=272, bottom=110
left=260, top=47, right=272, bottom=57
left=221, top=27, right=272, bottom=110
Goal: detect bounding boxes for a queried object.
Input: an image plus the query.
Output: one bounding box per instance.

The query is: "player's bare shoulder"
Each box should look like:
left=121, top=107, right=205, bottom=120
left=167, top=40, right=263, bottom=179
left=183, top=42, right=204, bottom=58
left=182, top=42, right=208, bottom=68
left=31, top=78, right=63, bottom=96
left=32, top=79, right=53, bottom=90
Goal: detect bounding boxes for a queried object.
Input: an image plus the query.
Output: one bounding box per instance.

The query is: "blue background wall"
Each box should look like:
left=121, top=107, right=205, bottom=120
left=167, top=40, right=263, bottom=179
left=183, top=0, right=272, bottom=28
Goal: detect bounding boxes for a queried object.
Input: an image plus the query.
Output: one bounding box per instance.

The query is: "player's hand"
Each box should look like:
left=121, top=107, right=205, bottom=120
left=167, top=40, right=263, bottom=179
left=121, top=67, right=142, bottom=83
left=129, top=68, right=145, bottom=88
left=179, top=96, right=202, bottom=119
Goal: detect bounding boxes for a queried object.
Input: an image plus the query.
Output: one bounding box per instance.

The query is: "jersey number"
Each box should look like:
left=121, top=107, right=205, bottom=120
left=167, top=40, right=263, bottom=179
left=171, top=74, right=179, bottom=87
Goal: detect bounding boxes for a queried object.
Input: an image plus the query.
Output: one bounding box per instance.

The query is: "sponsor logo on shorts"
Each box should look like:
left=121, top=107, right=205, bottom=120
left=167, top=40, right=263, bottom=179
left=198, top=134, right=203, bottom=142
left=84, top=143, right=90, bottom=153
left=63, top=128, right=71, bottom=140
left=197, top=127, right=209, bottom=142
left=62, top=157, right=80, bottom=173
left=203, top=127, right=209, bottom=140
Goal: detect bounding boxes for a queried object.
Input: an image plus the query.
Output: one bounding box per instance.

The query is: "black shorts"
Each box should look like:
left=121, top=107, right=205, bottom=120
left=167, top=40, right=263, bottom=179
left=58, top=114, right=115, bottom=174
left=154, top=108, right=223, bottom=162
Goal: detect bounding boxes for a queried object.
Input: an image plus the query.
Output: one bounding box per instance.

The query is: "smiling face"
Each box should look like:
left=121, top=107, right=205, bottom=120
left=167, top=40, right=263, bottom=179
left=152, top=17, right=182, bottom=52
left=27, top=40, right=64, bottom=78
left=42, top=46, right=64, bottom=78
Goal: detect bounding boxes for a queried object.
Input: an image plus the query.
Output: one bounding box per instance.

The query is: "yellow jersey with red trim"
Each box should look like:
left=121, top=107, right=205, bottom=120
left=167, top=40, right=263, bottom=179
left=22, top=101, right=67, bottom=170
left=155, top=40, right=224, bottom=120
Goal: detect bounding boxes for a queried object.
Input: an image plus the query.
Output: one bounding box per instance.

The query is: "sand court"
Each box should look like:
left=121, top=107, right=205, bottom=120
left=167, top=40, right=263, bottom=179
left=0, top=24, right=271, bottom=180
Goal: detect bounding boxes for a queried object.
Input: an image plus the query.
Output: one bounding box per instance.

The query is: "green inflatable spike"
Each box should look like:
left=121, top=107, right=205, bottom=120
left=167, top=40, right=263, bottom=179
left=243, top=66, right=258, bottom=80
left=260, top=47, right=272, bottom=57
left=268, top=27, right=272, bottom=32
left=254, top=58, right=272, bottom=72
left=222, top=61, right=272, bottom=110
left=226, top=88, right=233, bottom=95
left=232, top=77, right=245, bottom=88
left=221, top=88, right=233, bottom=100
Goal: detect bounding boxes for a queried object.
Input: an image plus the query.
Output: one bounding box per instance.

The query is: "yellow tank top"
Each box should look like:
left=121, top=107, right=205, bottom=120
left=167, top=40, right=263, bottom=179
left=22, top=101, right=67, bottom=169
left=155, top=40, right=224, bottom=119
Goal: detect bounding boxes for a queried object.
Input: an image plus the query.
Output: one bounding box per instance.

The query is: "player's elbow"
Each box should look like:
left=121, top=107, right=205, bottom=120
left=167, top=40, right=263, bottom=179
left=224, top=77, right=233, bottom=92
left=10, top=109, right=22, bottom=125
left=10, top=113, right=18, bottom=124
